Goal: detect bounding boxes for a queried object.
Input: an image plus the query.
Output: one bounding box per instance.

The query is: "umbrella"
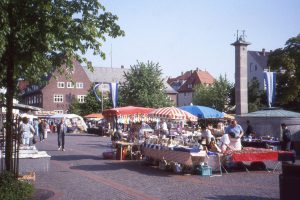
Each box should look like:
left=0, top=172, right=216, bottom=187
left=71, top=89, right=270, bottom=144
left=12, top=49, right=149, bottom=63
left=102, top=106, right=154, bottom=117
left=179, top=105, right=224, bottom=119
left=84, top=113, right=104, bottom=119
left=149, top=107, right=198, bottom=121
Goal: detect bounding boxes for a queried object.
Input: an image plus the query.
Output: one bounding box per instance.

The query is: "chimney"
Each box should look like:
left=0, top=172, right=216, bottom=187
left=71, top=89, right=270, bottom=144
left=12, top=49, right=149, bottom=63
left=262, top=48, right=266, bottom=56
left=181, top=71, right=183, bottom=76
left=196, top=67, right=199, bottom=72
left=121, top=65, right=124, bottom=69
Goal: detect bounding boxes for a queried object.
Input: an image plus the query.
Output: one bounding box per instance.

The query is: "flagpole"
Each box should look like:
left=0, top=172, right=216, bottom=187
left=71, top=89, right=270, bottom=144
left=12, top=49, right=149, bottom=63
left=101, top=82, right=104, bottom=112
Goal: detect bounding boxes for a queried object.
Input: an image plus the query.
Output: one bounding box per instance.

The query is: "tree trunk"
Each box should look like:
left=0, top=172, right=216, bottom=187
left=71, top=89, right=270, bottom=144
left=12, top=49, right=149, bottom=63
left=4, top=50, right=15, bottom=172
left=4, top=3, right=15, bottom=172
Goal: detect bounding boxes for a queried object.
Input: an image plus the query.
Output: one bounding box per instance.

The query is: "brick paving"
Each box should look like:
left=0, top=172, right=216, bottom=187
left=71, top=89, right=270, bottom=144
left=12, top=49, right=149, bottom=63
left=26, top=133, right=283, bottom=200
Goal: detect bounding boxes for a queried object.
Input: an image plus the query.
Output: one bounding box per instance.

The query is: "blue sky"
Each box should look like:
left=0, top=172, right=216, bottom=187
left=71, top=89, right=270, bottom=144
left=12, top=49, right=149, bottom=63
left=86, top=0, right=300, bottom=82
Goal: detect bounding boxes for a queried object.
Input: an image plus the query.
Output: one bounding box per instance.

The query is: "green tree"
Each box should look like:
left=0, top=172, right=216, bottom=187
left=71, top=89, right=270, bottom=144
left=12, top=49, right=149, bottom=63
left=121, top=61, right=173, bottom=108
left=268, top=34, right=300, bottom=111
left=0, top=1, right=124, bottom=172
left=248, top=78, right=267, bottom=112
left=68, top=98, right=82, bottom=115
left=193, top=75, right=233, bottom=112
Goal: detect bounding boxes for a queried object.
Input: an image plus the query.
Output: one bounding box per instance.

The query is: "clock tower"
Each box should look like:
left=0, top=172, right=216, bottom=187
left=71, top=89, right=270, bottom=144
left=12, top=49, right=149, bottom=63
left=231, top=31, right=251, bottom=115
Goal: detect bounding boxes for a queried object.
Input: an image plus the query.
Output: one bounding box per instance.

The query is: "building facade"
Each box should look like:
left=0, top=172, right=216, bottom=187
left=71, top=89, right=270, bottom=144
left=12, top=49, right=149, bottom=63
left=20, top=61, right=91, bottom=114
left=247, top=49, right=270, bottom=90
left=20, top=61, right=130, bottom=114
left=168, top=69, right=215, bottom=106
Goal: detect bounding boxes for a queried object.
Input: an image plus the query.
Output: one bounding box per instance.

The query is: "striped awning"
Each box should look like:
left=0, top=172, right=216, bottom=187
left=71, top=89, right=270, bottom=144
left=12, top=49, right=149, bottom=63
left=149, top=107, right=198, bottom=121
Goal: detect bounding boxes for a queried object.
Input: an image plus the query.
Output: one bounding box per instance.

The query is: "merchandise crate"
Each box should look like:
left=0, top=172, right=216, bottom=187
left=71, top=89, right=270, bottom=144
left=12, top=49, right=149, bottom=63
left=199, top=165, right=212, bottom=176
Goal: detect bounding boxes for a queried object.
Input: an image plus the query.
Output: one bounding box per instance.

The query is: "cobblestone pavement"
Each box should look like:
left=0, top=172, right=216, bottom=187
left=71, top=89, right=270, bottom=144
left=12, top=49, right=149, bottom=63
left=27, top=133, right=283, bottom=200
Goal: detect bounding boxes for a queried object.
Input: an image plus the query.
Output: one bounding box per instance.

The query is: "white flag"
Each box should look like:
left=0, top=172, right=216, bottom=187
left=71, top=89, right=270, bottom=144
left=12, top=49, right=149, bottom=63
left=263, top=72, right=276, bottom=107
left=109, top=82, right=118, bottom=108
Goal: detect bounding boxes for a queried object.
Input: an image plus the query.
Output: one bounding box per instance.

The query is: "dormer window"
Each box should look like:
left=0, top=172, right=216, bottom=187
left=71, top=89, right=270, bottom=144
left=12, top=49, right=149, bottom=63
left=67, top=82, right=74, bottom=88
left=188, top=84, right=193, bottom=89
left=57, top=82, right=65, bottom=88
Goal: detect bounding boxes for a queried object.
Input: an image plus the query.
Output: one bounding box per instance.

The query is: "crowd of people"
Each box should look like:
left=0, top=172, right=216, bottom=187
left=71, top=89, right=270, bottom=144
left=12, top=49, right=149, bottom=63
left=16, top=117, right=67, bottom=151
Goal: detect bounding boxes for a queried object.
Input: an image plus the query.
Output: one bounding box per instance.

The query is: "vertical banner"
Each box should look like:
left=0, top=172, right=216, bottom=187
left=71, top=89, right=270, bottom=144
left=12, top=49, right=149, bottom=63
left=263, top=72, right=277, bottom=107
left=109, top=82, right=118, bottom=108
left=93, top=83, right=102, bottom=102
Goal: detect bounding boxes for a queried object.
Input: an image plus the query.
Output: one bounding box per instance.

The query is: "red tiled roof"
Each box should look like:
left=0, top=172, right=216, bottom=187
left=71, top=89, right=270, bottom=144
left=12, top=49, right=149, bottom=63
left=167, top=71, right=193, bottom=85
left=178, top=70, right=215, bottom=92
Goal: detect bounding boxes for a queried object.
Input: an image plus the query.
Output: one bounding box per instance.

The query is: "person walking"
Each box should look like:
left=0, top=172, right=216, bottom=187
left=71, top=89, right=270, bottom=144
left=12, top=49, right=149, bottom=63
left=20, top=117, right=35, bottom=146
left=57, top=118, right=67, bottom=151
left=281, top=123, right=292, bottom=151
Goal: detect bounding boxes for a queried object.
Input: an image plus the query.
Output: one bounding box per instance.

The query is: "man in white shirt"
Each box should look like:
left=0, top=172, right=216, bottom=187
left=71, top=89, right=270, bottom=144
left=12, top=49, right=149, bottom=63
left=200, top=125, right=214, bottom=146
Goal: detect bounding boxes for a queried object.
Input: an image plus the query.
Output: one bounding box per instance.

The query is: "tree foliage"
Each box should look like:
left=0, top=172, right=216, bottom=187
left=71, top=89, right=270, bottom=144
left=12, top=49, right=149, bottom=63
left=248, top=78, right=267, bottom=112
left=120, top=61, right=173, bottom=108
left=0, top=0, right=124, bottom=172
left=68, top=85, right=114, bottom=116
left=193, top=75, right=233, bottom=112
left=268, top=34, right=300, bottom=111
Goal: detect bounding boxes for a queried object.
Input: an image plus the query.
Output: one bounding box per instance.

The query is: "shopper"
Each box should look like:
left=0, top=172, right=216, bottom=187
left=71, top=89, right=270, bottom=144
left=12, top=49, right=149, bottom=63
left=57, top=118, right=67, bottom=151
left=281, top=123, right=292, bottom=151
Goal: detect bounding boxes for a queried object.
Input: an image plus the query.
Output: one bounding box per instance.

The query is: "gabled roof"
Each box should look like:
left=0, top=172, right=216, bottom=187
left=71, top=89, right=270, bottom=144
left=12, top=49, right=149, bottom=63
left=83, top=66, right=129, bottom=83
left=167, top=71, right=193, bottom=84
left=178, top=70, right=215, bottom=92
left=164, top=80, right=178, bottom=94
left=248, top=50, right=270, bottom=69
left=167, top=71, right=193, bottom=91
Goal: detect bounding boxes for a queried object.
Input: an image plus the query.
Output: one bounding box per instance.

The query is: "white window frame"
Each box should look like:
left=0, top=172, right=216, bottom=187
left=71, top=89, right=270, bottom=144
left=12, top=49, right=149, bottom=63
left=67, top=82, right=74, bottom=88
left=76, top=82, right=84, bottom=89
left=54, top=94, right=64, bottom=103
left=54, top=110, right=64, bottom=114
left=77, top=95, right=86, bottom=103
left=57, top=82, right=65, bottom=88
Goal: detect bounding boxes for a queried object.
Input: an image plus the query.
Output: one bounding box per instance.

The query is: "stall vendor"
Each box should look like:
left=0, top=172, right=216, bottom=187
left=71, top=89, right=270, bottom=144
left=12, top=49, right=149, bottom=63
left=220, top=132, right=242, bottom=153
left=220, top=120, right=244, bottom=152
left=225, top=119, right=244, bottom=139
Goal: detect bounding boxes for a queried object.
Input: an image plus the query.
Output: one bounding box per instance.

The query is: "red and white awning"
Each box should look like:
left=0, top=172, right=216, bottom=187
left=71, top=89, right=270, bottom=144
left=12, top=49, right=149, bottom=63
left=149, top=107, right=198, bottom=121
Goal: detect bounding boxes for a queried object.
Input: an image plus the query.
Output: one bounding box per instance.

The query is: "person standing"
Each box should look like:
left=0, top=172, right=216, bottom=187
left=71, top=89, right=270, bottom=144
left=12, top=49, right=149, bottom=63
left=224, top=119, right=244, bottom=151
left=57, top=118, right=67, bottom=151
left=38, top=119, right=45, bottom=142
left=33, top=119, right=39, bottom=138
left=245, top=120, right=254, bottom=137
left=281, top=123, right=292, bottom=151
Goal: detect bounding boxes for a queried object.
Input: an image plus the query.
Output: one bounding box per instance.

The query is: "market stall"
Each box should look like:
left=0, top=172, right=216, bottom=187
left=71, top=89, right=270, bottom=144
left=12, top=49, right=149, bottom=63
left=49, top=113, right=88, bottom=132
left=102, top=106, right=155, bottom=124
left=84, top=113, right=104, bottom=121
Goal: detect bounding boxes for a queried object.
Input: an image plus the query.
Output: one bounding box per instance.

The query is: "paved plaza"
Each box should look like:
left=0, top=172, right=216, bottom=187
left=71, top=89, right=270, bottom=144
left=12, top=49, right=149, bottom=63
left=27, top=133, right=282, bottom=200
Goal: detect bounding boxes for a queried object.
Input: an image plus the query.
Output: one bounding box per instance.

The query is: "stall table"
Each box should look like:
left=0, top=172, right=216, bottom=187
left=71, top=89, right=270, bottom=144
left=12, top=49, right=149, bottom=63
left=115, top=141, right=133, bottom=160
left=225, top=147, right=295, bottom=172
left=142, top=147, right=206, bottom=166
left=242, top=139, right=280, bottom=149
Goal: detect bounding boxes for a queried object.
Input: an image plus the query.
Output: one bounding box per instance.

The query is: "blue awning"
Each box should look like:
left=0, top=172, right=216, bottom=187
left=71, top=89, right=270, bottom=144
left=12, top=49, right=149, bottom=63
left=179, top=105, right=224, bottom=119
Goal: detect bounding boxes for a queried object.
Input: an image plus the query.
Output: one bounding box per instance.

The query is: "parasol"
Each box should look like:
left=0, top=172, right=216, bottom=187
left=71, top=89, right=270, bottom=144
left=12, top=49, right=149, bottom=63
left=149, top=107, right=198, bottom=121
left=179, top=105, right=224, bottom=119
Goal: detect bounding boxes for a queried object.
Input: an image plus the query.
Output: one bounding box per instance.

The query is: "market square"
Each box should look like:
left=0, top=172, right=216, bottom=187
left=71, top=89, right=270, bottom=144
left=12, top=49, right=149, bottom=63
left=27, top=133, right=287, bottom=200
left=1, top=1, right=300, bottom=200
